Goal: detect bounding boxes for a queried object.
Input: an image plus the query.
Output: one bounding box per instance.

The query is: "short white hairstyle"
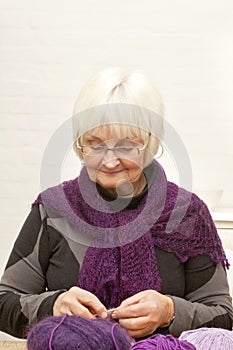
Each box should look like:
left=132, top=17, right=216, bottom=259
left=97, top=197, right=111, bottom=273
left=72, top=67, right=165, bottom=158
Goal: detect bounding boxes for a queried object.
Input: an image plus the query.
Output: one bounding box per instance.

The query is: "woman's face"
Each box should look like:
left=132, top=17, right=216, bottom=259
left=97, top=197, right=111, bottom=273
left=81, top=128, right=149, bottom=195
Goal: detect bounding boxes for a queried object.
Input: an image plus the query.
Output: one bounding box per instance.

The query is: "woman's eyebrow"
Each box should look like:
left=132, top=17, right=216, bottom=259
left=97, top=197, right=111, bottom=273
left=84, top=136, right=140, bottom=143
left=85, top=135, right=103, bottom=142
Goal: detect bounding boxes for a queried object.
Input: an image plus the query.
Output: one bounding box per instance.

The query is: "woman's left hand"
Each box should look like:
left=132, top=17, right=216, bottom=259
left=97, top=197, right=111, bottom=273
left=111, top=290, right=174, bottom=338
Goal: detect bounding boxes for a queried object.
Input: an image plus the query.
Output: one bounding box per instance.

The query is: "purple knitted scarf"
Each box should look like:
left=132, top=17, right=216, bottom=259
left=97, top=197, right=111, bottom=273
left=32, top=160, right=227, bottom=309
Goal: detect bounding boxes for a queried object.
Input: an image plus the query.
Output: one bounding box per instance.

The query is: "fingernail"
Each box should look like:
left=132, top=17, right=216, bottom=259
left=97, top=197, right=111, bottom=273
left=101, top=311, right=108, bottom=318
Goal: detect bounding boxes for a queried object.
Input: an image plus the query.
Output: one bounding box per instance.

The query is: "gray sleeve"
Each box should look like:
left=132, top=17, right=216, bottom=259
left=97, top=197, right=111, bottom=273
left=169, top=263, right=233, bottom=337
left=0, top=205, right=66, bottom=338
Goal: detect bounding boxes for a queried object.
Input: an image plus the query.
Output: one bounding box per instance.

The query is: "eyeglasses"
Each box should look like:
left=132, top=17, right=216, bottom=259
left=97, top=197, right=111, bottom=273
left=76, top=134, right=150, bottom=158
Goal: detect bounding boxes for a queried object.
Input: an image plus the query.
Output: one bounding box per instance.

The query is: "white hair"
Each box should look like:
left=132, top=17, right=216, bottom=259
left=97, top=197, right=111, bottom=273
left=72, top=67, right=165, bottom=158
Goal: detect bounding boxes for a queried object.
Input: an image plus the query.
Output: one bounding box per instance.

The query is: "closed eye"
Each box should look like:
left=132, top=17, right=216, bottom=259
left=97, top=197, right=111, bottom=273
left=115, top=140, right=138, bottom=147
left=115, top=146, right=135, bottom=151
left=91, top=145, right=106, bottom=150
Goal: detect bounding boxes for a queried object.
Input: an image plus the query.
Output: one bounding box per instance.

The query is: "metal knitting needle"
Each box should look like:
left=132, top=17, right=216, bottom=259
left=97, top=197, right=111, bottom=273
left=93, top=308, right=116, bottom=319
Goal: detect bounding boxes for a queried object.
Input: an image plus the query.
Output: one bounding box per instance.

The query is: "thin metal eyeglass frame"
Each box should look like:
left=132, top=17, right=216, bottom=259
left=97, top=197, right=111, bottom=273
left=76, top=133, right=151, bottom=157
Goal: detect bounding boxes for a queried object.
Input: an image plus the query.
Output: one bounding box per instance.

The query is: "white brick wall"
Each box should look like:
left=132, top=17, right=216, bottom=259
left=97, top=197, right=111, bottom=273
left=0, top=0, right=233, bottom=339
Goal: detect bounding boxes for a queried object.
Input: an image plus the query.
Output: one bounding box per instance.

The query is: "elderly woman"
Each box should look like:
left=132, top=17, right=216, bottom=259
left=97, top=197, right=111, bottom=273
left=0, top=68, right=232, bottom=340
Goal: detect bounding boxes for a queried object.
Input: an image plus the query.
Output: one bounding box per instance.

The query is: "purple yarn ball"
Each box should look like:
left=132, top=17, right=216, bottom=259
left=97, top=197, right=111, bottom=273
left=27, top=315, right=133, bottom=350
left=131, top=334, right=196, bottom=350
left=179, top=327, right=233, bottom=349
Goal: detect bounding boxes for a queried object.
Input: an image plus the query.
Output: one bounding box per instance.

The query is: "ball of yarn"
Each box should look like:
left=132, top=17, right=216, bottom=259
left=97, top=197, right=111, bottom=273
left=27, top=314, right=133, bottom=350
left=131, top=334, right=196, bottom=350
left=179, top=327, right=233, bottom=350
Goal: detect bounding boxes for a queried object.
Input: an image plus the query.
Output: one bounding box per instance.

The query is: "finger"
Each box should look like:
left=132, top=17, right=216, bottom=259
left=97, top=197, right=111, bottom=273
left=112, top=303, right=148, bottom=319
left=77, top=289, right=107, bottom=318
left=69, top=300, right=96, bottom=318
left=118, top=316, right=149, bottom=330
left=85, top=299, right=107, bottom=318
left=127, top=326, right=153, bottom=339
left=119, top=290, right=160, bottom=309
left=71, top=304, right=95, bottom=318
left=55, top=310, right=73, bottom=317
left=54, top=306, right=73, bottom=317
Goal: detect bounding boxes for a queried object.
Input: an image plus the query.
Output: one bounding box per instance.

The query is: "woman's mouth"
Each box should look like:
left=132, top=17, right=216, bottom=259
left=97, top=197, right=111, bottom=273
left=100, top=169, right=124, bottom=175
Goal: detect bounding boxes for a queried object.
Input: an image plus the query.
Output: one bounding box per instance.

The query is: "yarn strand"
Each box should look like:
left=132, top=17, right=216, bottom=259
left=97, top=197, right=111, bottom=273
left=48, top=314, right=68, bottom=350
left=111, top=323, right=121, bottom=350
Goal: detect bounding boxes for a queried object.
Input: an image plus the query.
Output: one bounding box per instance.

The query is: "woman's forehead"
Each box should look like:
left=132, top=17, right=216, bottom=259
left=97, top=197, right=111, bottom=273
left=83, top=125, right=142, bottom=141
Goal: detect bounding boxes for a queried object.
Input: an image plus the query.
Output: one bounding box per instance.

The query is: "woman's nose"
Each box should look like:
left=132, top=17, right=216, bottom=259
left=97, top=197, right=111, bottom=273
left=102, top=150, right=120, bottom=168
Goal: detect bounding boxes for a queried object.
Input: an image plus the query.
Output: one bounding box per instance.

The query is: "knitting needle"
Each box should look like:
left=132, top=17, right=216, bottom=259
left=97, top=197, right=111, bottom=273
left=93, top=308, right=116, bottom=319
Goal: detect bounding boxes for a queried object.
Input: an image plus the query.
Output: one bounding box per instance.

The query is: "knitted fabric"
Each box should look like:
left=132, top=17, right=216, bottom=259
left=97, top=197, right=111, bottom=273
left=179, top=327, right=233, bottom=349
left=32, top=160, right=227, bottom=309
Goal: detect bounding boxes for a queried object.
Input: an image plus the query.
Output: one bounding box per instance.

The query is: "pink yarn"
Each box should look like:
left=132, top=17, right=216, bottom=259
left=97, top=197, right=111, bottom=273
left=179, top=327, right=233, bottom=350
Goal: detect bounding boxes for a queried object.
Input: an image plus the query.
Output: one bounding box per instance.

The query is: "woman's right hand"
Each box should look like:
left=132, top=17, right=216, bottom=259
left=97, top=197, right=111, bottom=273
left=53, top=286, right=108, bottom=319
